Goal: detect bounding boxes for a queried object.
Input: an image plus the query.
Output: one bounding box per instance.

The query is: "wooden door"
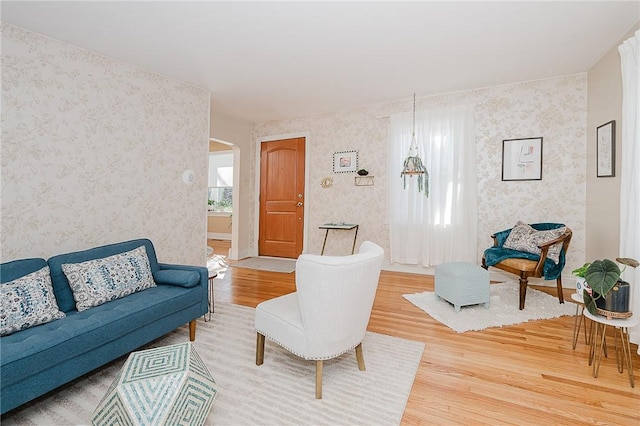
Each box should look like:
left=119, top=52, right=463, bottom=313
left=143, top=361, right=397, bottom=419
left=259, top=137, right=305, bottom=258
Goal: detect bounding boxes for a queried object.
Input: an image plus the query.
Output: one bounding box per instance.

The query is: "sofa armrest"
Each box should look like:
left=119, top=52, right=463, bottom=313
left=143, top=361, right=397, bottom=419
left=158, top=263, right=209, bottom=315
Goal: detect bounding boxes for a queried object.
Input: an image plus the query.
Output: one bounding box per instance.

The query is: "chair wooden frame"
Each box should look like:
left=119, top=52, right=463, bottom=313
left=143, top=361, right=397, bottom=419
left=482, top=227, right=572, bottom=310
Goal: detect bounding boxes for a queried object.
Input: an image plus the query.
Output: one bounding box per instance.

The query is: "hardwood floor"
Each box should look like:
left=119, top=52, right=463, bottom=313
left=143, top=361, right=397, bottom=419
left=207, top=240, right=640, bottom=425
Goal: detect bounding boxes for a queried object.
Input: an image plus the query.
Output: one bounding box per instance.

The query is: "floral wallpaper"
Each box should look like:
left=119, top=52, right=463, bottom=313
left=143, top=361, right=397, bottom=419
left=253, top=75, right=587, bottom=273
left=1, top=23, right=210, bottom=265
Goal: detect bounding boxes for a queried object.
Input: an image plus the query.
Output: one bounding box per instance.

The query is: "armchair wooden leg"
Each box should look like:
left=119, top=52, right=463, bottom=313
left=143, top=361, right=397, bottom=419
left=256, top=333, right=265, bottom=366
left=189, top=320, right=196, bottom=341
left=556, top=276, right=565, bottom=304
left=518, top=276, right=528, bottom=310
left=316, top=360, right=323, bottom=399
left=355, top=342, right=366, bottom=371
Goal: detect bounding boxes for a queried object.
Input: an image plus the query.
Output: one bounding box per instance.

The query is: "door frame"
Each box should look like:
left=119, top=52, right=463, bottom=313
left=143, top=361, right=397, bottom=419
left=252, top=132, right=310, bottom=258
left=209, top=138, right=240, bottom=260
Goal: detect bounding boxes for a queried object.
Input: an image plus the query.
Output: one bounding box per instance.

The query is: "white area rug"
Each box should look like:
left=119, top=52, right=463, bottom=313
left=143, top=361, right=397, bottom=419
left=3, top=303, right=424, bottom=426
left=403, top=282, right=577, bottom=333
left=231, top=256, right=297, bottom=273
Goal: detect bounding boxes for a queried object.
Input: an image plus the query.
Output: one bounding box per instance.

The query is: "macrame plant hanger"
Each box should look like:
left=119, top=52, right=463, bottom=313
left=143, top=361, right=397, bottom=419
left=401, top=93, right=429, bottom=197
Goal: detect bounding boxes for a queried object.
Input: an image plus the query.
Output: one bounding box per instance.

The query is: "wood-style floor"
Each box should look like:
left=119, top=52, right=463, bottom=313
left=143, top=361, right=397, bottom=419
left=208, top=240, right=640, bottom=425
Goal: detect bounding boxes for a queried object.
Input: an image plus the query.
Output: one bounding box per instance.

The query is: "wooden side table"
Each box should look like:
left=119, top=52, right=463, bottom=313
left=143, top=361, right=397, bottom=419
left=584, top=309, right=639, bottom=387
left=319, top=223, right=359, bottom=255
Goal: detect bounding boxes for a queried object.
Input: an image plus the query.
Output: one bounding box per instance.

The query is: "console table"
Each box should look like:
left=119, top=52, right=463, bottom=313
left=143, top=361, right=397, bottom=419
left=319, top=223, right=359, bottom=255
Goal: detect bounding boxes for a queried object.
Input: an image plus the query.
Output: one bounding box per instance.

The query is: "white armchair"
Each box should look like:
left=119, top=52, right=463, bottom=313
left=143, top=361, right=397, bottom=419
left=255, top=241, right=384, bottom=398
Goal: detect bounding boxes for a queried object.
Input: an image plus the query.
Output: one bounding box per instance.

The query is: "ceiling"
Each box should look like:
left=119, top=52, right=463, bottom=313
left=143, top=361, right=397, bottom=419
left=2, top=1, right=639, bottom=123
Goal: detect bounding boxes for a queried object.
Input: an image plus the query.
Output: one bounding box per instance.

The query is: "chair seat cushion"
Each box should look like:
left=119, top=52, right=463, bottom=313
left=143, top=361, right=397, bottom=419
left=255, top=293, right=307, bottom=358
left=496, top=257, right=538, bottom=272
left=483, top=247, right=563, bottom=280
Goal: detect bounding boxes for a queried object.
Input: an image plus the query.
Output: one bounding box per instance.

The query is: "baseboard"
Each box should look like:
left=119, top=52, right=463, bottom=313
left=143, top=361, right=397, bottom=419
left=382, top=261, right=434, bottom=275
left=229, top=247, right=251, bottom=261
left=207, top=232, right=231, bottom=240
left=381, top=262, right=576, bottom=289
left=488, top=269, right=576, bottom=289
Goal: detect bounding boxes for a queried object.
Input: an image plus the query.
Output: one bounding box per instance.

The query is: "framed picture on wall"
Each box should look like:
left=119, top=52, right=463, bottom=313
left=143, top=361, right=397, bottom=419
left=502, top=137, right=543, bottom=181
left=596, top=120, right=615, bottom=177
left=333, top=150, right=358, bottom=173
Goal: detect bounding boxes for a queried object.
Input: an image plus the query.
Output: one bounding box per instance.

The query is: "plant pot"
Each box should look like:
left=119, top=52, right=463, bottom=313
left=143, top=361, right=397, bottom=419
left=575, top=277, right=589, bottom=294
left=594, top=279, right=630, bottom=313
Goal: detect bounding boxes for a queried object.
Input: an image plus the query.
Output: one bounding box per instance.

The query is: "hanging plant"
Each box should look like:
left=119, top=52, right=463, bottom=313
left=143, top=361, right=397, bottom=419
left=400, top=93, right=429, bottom=197
left=401, top=156, right=429, bottom=197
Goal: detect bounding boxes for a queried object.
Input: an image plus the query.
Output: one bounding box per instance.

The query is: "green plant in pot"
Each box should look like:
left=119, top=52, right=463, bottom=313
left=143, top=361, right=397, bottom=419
left=583, top=257, right=639, bottom=316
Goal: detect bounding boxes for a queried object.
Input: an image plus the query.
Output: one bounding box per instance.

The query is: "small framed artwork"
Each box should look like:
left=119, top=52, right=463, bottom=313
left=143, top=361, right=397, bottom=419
left=333, top=150, right=358, bottom=173
left=596, top=120, right=615, bottom=177
left=502, top=137, right=543, bottom=181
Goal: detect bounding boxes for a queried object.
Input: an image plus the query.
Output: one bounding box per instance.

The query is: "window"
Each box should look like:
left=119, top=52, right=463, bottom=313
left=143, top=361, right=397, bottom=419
left=388, top=104, right=477, bottom=265
left=208, top=152, right=233, bottom=212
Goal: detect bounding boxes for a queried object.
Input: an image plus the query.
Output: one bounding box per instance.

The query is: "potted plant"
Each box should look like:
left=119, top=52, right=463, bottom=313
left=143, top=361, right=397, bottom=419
left=583, top=257, right=639, bottom=317
left=571, top=262, right=591, bottom=295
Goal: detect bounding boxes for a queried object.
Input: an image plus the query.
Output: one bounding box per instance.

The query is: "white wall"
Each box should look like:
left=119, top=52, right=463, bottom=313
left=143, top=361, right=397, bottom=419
left=1, top=24, right=211, bottom=265
left=253, top=75, right=587, bottom=273
left=586, top=22, right=640, bottom=261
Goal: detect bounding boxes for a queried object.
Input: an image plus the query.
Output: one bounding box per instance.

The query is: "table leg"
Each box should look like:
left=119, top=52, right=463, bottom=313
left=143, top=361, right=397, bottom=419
left=321, top=229, right=329, bottom=255
left=351, top=225, right=359, bottom=254
left=615, top=327, right=624, bottom=373
left=620, top=327, right=636, bottom=388
left=572, top=303, right=582, bottom=349
left=592, top=323, right=607, bottom=378
left=205, top=276, right=215, bottom=321
left=588, top=319, right=597, bottom=366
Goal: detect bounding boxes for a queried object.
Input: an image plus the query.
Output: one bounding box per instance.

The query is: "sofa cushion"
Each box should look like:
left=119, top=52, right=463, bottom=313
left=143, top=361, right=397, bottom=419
left=0, top=258, right=48, bottom=284
left=61, top=246, right=155, bottom=311
left=153, top=269, right=200, bottom=288
left=1, top=266, right=66, bottom=336
left=503, top=221, right=565, bottom=263
left=0, top=284, right=201, bottom=389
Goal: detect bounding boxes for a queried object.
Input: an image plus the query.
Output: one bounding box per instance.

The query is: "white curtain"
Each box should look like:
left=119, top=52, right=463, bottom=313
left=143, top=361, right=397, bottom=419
left=618, top=30, right=640, bottom=351
left=388, top=104, right=477, bottom=266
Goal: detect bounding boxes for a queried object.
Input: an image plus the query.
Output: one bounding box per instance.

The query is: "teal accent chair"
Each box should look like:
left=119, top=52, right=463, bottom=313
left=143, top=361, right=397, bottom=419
left=482, top=223, right=573, bottom=310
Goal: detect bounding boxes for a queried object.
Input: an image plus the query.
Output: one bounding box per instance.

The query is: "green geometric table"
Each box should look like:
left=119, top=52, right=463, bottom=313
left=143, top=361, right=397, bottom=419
left=92, top=342, right=217, bottom=425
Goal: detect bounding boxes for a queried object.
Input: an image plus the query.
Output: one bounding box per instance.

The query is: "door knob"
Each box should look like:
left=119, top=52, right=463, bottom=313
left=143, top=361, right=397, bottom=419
left=297, top=202, right=303, bottom=207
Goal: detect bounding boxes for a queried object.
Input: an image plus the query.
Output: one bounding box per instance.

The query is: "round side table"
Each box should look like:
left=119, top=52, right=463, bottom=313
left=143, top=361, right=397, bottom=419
left=584, top=309, right=638, bottom=387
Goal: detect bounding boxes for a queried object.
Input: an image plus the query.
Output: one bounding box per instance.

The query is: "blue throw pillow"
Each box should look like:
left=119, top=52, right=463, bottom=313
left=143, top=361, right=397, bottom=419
left=153, top=270, right=200, bottom=288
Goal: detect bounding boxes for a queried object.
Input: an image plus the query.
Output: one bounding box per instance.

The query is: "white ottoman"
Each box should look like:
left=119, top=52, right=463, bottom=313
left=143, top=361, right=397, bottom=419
left=435, top=262, right=490, bottom=312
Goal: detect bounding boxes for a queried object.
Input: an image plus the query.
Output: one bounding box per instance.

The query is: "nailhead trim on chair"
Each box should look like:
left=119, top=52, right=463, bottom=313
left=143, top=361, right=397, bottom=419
left=256, top=329, right=361, bottom=361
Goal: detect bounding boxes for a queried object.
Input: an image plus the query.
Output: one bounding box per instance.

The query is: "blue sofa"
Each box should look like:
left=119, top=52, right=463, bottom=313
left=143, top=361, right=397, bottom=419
left=0, top=238, right=208, bottom=415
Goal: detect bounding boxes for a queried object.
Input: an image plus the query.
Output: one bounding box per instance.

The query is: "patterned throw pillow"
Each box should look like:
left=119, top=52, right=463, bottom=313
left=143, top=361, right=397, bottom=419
left=1, top=266, right=66, bottom=336
left=62, top=245, right=156, bottom=312
left=503, top=221, right=566, bottom=264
